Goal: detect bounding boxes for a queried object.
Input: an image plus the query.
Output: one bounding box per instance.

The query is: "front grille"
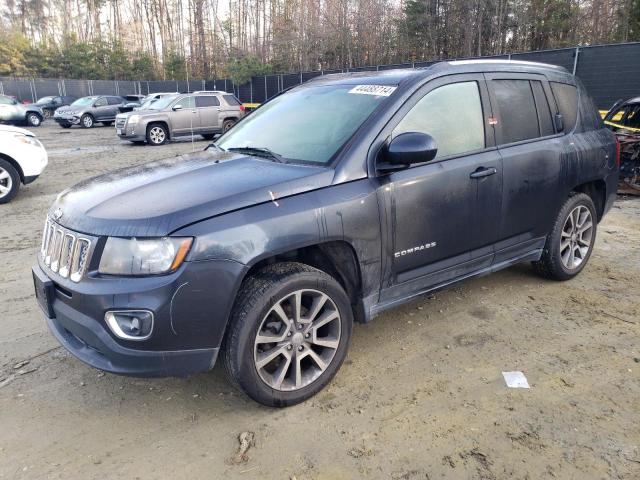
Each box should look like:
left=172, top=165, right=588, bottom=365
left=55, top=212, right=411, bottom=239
left=41, top=219, right=92, bottom=282
left=115, top=117, right=127, bottom=129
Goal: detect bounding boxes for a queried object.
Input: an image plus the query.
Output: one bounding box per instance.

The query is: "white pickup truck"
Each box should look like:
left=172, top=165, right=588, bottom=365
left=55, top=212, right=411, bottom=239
left=0, top=124, right=48, bottom=203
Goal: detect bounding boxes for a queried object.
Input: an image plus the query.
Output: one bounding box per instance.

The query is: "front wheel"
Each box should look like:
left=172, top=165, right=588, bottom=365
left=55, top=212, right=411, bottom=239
left=26, top=112, right=42, bottom=127
left=533, top=193, right=597, bottom=281
left=80, top=114, right=94, bottom=128
left=146, top=124, right=168, bottom=145
left=222, top=262, right=353, bottom=407
left=0, top=159, right=20, bottom=204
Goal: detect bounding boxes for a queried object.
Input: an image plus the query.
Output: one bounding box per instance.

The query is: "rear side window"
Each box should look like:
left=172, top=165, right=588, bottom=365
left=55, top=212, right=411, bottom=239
left=174, top=96, right=195, bottom=109
left=393, top=81, right=485, bottom=159
left=94, top=97, right=107, bottom=107
left=107, top=97, right=121, bottom=105
left=492, top=79, right=539, bottom=143
left=530, top=81, right=555, bottom=136
left=196, top=96, right=220, bottom=108
left=223, top=95, right=241, bottom=106
left=550, top=82, right=578, bottom=132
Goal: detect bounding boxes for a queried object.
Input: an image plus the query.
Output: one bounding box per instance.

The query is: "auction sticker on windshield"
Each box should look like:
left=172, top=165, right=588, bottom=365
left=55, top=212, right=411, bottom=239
left=349, top=85, right=397, bottom=96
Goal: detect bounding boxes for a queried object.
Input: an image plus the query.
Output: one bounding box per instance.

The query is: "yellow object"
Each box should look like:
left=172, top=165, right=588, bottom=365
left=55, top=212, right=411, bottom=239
left=600, top=109, right=624, bottom=121
left=604, top=120, right=640, bottom=133
left=242, top=103, right=261, bottom=109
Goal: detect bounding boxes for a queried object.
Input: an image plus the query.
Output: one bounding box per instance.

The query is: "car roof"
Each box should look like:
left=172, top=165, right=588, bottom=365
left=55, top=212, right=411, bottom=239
left=305, top=59, right=571, bottom=89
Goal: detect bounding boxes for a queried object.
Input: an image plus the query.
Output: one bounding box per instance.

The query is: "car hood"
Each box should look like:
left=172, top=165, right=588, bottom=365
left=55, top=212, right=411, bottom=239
left=0, top=124, right=35, bottom=136
left=55, top=105, right=82, bottom=114
left=50, top=150, right=335, bottom=237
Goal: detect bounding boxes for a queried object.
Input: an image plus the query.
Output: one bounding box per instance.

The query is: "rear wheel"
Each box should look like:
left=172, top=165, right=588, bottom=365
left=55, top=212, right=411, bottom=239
left=146, top=124, right=168, bottom=145
left=0, top=159, right=20, bottom=204
left=26, top=112, right=42, bottom=127
left=533, top=193, right=597, bottom=280
left=80, top=114, right=94, bottom=128
left=222, top=262, right=353, bottom=407
left=101, top=121, right=113, bottom=126
left=222, top=119, right=235, bottom=132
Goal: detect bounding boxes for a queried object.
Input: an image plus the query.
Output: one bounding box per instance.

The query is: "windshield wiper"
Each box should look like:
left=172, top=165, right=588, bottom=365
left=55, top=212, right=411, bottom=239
left=204, top=142, right=224, bottom=152
left=227, top=146, right=286, bottom=163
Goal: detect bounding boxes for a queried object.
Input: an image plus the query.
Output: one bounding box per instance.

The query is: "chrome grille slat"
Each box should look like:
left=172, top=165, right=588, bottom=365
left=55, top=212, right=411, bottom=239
left=115, top=117, right=126, bottom=128
left=40, top=218, right=92, bottom=283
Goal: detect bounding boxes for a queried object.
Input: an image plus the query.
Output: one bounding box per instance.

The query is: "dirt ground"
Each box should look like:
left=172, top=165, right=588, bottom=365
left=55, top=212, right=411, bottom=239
left=1, top=123, right=639, bottom=480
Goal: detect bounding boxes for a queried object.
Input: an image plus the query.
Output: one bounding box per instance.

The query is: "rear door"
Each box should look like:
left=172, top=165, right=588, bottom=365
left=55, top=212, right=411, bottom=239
left=485, top=73, right=565, bottom=262
left=195, top=95, right=221, bottom=131
left=106, top=97, right=123, bottom=118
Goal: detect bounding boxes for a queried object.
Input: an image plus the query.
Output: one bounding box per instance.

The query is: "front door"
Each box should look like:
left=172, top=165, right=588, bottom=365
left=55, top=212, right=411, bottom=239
left=92, top=97, right=110, bottom=120
left=171, top=96, right=200, bottom=135
left=377, top=75, right=502, bottom=303
left=196, top=95, right=221, bottom=132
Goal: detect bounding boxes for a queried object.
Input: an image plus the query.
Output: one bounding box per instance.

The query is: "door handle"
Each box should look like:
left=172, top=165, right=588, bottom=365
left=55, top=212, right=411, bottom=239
left=470, top=167, right=497, bottom=179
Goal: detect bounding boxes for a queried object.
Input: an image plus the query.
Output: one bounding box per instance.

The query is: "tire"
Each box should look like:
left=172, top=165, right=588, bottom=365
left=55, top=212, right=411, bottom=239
left=60, top=123, right=72, bottom=129
left=222, top=262, right=353, bottom=407
left=101, top=121, right=113, bottom=126
left=26, top=112, right=42, bottom=127
left=80, top=114, right=94, bottom=128
left=146, top=124, right=168, bottom=145
left=201, top=133, right=216, bottom=140
left=43, top=109, right=52, bottom=119
left=222, top=119, right=235, bottom=132
left=532, top=193, right=597, bottom=281
left=0, top=159, right=20, bottom=204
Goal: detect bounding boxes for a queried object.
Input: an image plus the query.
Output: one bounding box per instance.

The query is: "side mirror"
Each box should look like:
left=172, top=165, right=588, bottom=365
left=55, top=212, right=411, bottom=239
left=384, top=132, right=438, bottom=166
left=172, top=104, right=183, bottom=111
left=554, top=113, right=564, bottom=132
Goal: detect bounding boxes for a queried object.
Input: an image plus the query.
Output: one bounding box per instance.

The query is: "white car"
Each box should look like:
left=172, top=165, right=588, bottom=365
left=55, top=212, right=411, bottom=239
left=0, top=125, right=48, bottom=203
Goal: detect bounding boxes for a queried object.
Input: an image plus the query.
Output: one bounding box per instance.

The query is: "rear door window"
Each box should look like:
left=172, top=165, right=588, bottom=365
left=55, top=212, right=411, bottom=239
left=550, top=82, right=578, bottom=132
left=393, top=81, right=485, bottom=160
left=492, top=79, right=540, bottom=143
left=107, top=97, right=121, bottom=105
left=94, top=97, right=107, bottom=107
left=174, top=96, right=195, bottom=109
left=530, top=81, right=555, bottom=136
left=196, top=96, right=220, bottom=108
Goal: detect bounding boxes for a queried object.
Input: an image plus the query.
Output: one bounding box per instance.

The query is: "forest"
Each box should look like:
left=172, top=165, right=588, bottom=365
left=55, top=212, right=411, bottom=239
left=1, top=0, right=639, bottom=83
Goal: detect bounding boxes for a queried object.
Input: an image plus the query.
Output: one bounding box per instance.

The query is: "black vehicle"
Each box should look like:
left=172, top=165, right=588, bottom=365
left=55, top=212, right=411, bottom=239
left=31, top=96, right=77, bottom=119
left=119, top=95, right=147, bottom=113
left=33, top=60, right=618, bottom=407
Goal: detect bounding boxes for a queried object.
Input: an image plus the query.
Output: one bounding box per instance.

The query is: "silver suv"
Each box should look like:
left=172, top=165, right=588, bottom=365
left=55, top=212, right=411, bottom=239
left=115, top=91, right=245, bottom=145
left=54, top=95, right=125, bottom=128
left=0, top=95, right=45, bottom=127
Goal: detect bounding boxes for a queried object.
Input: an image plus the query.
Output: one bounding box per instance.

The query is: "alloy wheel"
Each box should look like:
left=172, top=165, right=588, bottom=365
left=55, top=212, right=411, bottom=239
left=83, top=115, right=93, bottom=128
left=253, top=289, right=341, bottom=391
left=28, top=114, right=41, bottom=126
left=0, top=167, right=13, bottom=199
left=149, top=127, right=166, bottom=144
left=560, top=205, right=593, bottom=270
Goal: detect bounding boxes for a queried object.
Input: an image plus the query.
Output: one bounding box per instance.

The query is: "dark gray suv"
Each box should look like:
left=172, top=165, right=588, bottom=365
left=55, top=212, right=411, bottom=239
left=34, top=60, right=618, bottom=407
left=53, top=95, right=125, bottom=128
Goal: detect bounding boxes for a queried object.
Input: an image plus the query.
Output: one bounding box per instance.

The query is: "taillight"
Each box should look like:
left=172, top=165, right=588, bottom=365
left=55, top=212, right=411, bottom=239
left=240, top=104, right=246, bottom=111
left=615, top=136, right=621, bottom=168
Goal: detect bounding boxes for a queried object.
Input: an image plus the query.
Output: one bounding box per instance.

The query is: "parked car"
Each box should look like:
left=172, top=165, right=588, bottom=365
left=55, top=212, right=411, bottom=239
left=53, top=95, right=125, bottom=128
left=30, top=95, right=77, bottom=119
left=0, top=94, right=45, bottom=127
left=33, top=60, right=617, bottom=406
left=0, top=124, right=48, bottom=203
left=132, top=92, right=179, bottom=112
left=119, top=95, right=147, bottom=113
left=114, top=91, right=245, bottom=145
left=602, top=96, right=640, bottom=194
left=603, top=96, right=640, bottom=133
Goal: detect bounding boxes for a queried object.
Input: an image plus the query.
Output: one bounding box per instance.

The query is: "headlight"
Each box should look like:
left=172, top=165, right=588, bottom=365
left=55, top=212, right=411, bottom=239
left=98, top=237, right=193, bottom=275
left=128, top=114, right=140, bottom=124
left=13, top=133, right=41, bottom=147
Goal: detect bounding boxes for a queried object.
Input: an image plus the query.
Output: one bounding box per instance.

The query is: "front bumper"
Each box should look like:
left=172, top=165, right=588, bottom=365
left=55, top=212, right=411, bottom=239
left=116, top=122, right=146, bottom=141
left=33, top=255, right=246, bottom=377
left=54, top=114, right=81, bottom=125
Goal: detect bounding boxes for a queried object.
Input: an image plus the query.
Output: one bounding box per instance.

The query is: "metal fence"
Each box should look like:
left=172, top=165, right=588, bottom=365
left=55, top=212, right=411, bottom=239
left=1, top=42, right=638, bottom=109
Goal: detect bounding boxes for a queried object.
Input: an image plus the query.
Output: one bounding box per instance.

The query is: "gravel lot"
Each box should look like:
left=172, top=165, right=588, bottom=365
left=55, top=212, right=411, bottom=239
left=1, top=123, right=639, bottom=479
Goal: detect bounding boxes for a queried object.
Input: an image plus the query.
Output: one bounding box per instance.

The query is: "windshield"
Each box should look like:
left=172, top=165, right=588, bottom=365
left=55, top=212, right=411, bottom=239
left=149, top=95, right=179, bottom=110
left=72, top=97, right=96, bottom=107
left=216, top=84, right=394, bottom=164
left=36, top=96, right=54, bottom=105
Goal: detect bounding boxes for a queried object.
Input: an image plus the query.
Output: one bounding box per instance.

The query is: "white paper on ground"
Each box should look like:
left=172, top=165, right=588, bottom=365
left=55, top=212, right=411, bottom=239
left=502, top=371, right=530, bottom=389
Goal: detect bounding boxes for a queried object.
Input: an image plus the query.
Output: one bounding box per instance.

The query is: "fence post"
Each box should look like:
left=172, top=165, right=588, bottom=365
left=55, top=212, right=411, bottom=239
left=572, top=46, right=580, bottom=75
left=250, top=77, right=253, bottom=103
left=31, top=79, right=37, bottom=102
left=0, top=81, right=4, bottom=95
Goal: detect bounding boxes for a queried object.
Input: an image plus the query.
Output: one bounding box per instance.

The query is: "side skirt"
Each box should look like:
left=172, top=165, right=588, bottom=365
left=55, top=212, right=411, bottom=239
left=362, top=249, right=543, bottom=323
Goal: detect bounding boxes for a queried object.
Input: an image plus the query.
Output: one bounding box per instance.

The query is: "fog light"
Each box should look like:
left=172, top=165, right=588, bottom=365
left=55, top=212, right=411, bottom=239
left=105, top=310, right=154, bottom=341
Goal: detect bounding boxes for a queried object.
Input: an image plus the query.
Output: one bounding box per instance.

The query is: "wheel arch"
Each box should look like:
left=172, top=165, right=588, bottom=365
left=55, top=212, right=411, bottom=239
left=572, top=179, right=607, bottom=221
left=240, top=240, right=365, bottom=321
left=0, top=153, right=25, bottom=183
left=146, top=120, right=171, bottom=139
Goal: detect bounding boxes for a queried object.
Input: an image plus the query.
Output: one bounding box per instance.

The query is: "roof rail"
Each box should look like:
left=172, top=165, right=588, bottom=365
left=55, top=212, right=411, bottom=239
left=447, top=59, right=567, bottom=70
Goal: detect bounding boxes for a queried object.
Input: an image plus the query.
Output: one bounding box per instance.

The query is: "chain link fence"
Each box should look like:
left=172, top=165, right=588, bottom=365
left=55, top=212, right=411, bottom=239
left=1, top=42, right=638, bottom=109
